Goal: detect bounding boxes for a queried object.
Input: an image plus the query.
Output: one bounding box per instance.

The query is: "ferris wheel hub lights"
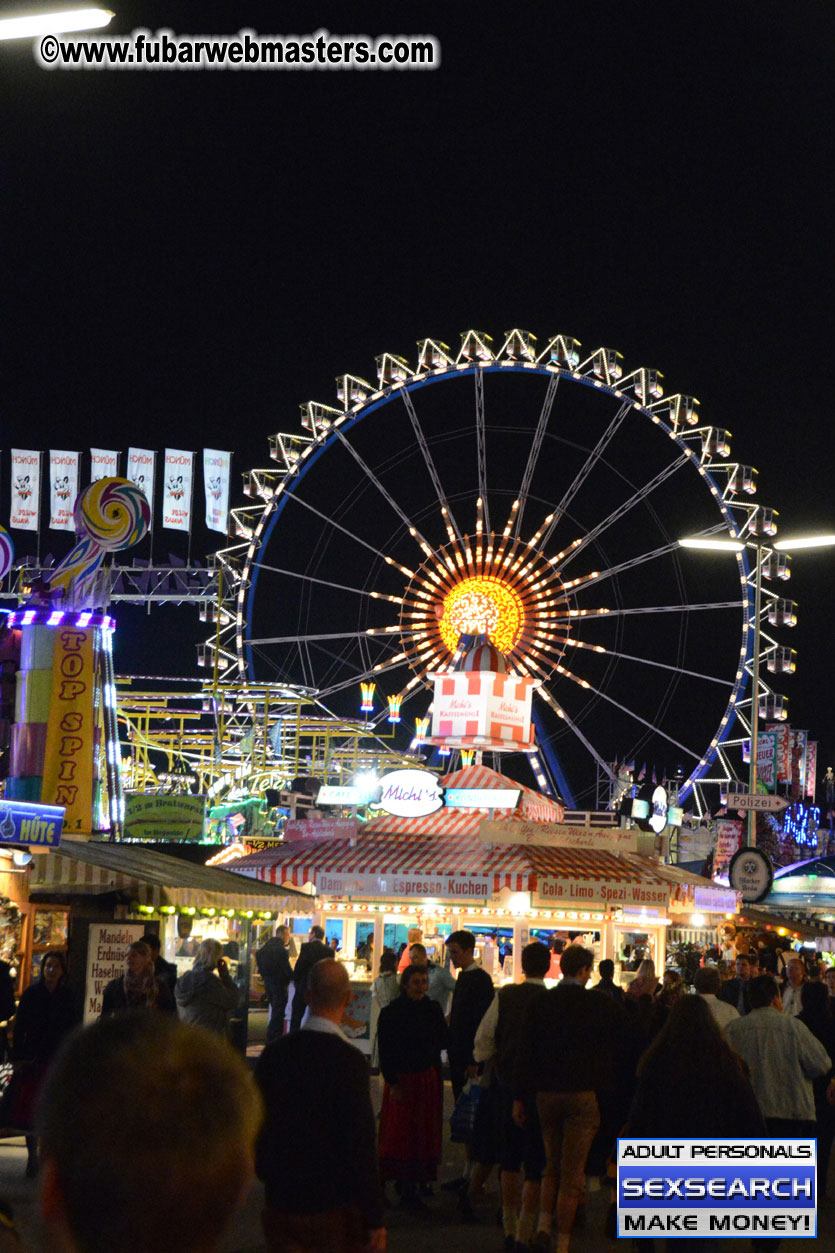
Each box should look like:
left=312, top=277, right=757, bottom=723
left=773, top=534, right=835, bottom=551
left=678, top=537, right=745, bottom=552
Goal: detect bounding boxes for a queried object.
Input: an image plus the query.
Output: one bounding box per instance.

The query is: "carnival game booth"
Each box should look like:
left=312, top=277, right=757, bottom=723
left=28, top=839, right=311, bottom=1045
left=228, top=766, right=737, bottom=1034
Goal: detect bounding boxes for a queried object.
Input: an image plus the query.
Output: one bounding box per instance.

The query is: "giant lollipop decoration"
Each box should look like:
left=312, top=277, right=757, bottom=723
left=0, top=526, right=14, bottom=583
left=45, top=478, right=151, bottom=608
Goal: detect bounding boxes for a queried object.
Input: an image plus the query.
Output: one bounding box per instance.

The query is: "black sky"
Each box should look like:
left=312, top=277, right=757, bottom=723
left=2, top=1, right=834, bottom=791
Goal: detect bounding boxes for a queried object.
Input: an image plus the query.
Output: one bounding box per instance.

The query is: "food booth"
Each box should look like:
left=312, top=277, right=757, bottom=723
left=229, top=765, right=738, bottom=1039
left=27, top=838, right=311, bottom=1043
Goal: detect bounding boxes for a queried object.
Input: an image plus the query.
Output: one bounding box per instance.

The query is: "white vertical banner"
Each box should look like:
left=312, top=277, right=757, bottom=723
left=10, top=449, right=41, bottom=531
left=49, top=450, right=80, bottom=531
left=90, top=448, right=119, bottom=482
left=126, top=448, right=156, bottom=527
left=162, top=449, right=194, bottom=532
left=203, top=449, right=231, bottom=534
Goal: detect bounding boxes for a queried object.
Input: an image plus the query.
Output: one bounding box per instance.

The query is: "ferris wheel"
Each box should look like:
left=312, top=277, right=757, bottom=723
left=206, top=329, right=796, bottom=815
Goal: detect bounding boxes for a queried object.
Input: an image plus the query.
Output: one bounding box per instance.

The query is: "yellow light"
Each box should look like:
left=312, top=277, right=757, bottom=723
left=439, top=575, right=525, bottom=653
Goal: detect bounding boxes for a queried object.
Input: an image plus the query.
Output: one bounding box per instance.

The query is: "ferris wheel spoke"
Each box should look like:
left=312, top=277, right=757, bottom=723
left=255, top=562, right=403, bottom=605
left=400, top=388, right=465, bottom=545
left=474, top=368, right=490, bottom=534
left=511, top=372, right=561, bottom=539
left=315, top=653, right=409, bottom=700
left=560, top=639, right=733, bottom=686
left=555, top=666, right=702, bottom=760
left=568, top=541, right=681, bottom=591
left=533, top=683, right=616, bottom=782
left=557, top=600, right=741, bottom=619
left=537, top=401, right=632, bottom=549
left=331, top=426, right=434, bottom=557
left=282, top=491, right=407, bottom=567
left=558, top=453, right=690, bottom=571
left=248, top=626, right=401, bottom=647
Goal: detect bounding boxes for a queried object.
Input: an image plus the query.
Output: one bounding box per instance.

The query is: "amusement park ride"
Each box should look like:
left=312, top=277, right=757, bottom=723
left=0, top=327, right=810, bottom=832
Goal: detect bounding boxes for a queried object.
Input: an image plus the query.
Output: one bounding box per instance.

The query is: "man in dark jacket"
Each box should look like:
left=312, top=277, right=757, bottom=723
left=289, top=925, right=333, bottom=1032
left=443, top=929, right=494, bottom=1196
left=256, top=925, right=293, bottom=1043
left=718, top=953, right=752, bottom=1016
left=514, top=944, right=623, bottom=1253
left=142, top=932, right=178, bottom=993
left=594, top=958, right=625, bottom=1003
left=255, top=959, right=385, bottom=1253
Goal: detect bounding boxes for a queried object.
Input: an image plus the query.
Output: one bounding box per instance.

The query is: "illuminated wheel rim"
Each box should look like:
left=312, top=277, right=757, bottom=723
left=215, top=329, right=787, bottom=813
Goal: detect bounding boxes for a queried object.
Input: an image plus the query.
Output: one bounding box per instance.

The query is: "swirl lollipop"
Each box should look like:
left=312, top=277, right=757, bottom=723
left=0, top=526, right=14, bottom=582
left=74, top=477, right=151, bottom=550
left=46, top=535, right=105, bottom=598
left=44, top=477, right=151, bottom=607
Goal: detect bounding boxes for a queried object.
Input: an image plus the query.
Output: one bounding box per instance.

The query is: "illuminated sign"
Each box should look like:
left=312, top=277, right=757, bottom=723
left=444, top=787, right=521, bottom=809
left=0, top=800, right=64, bottom=846
left=372, top=769, right=443, bottom=818
left=649, top=785, right=668, bottom=834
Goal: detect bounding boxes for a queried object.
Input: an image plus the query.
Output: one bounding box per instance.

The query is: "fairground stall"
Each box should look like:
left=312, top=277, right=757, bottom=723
left=229, top=765, right=737, bottom=1043
left=28, top=838, right=311, bottom=1045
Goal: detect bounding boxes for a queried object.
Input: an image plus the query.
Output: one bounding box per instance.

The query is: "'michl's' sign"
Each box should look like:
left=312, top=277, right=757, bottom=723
left=372, top=770, right=443, bottom=818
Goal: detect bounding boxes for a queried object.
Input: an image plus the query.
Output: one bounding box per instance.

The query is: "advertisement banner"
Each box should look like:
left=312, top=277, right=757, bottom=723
left=10, top=449, right=41, bottom=531
left=84, top=923, right=146, bottom=1023
left=90, top=448, right=119, bottom=482
left=757, top=730, right=778, bottom=792
left=49, top=450, right=79, bottom=531
left=203, top=449, right=231, bottom=534
left=805, top=741, right=818, bottom=800
left=315, top=871, right=494, bottom=901
left=283, top=817, right=358, bottom=842
left=479, top=818, right=640, bottom=852
left=767, top=722, right=791, bottom=783
left=714, top=819, right=744, bottom=880
left=0, top=800, right=64, bottom=846
left=617, top=1138, right=815, bottom=1240
left=41, top=627, right=95, bottom=835
left=533, top=878, right=669, bottom=909
left=790, top=729, right=808, bottom=799
left=123, top=793, right=206, bottom=841
left=162, top=448, right=194, bottom=532
left=126, top=447, right=156, bottom=523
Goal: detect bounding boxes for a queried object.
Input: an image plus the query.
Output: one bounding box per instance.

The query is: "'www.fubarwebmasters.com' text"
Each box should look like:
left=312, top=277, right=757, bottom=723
left=36, top=27, right=441, bottom=71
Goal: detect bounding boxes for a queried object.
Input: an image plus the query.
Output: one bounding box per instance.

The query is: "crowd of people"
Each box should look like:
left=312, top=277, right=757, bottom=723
left=0, top=922, right=832, bottom=1252
left=250, top=926, right=835, bottom=1253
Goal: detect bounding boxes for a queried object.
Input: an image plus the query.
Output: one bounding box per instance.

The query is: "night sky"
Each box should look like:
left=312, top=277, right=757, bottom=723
left=2, top=2, right=834, bottom=800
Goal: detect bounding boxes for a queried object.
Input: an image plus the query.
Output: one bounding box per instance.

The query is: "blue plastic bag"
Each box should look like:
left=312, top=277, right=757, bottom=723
left=449, top=1078, right=482, bottom=1143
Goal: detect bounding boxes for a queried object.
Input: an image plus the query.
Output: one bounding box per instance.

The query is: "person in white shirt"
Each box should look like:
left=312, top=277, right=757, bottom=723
left=782, top=957, right=806, bottom=1017
left=693, top=966, right=739, bottom=1031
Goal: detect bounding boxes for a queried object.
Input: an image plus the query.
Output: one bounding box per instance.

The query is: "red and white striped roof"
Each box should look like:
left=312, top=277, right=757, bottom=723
left=227, top=831, right=712, bottom=905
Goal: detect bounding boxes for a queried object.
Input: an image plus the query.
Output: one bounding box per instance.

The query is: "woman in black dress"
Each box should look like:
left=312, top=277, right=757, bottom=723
left=11, top=949, right=77, bottom=1176
left=377, top=963, right=448, bottom=1208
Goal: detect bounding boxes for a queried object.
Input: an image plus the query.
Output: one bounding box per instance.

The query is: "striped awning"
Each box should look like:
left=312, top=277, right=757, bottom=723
left=29, top=840, right=313, bottom=912
left=227, top=833, right=725, bottom=906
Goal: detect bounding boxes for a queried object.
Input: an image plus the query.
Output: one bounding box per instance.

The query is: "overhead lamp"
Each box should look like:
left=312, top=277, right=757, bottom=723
left=679, top=537, right=745, bottom=553
left=0, top=8, right=113, bottom=40
left=773, top=534, right=835, bottom=551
